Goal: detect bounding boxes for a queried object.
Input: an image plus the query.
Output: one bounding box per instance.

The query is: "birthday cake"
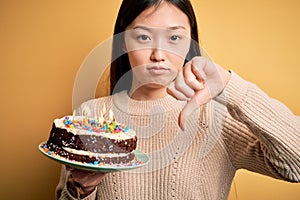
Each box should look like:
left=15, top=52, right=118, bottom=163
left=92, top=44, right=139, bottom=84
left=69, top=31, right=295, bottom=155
left=45, top=114, right=137, bottom=165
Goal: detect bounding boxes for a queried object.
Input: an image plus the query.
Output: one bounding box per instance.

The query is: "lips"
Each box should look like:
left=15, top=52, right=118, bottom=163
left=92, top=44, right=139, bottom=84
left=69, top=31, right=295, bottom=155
left=146, top=65, right=170, bottom=75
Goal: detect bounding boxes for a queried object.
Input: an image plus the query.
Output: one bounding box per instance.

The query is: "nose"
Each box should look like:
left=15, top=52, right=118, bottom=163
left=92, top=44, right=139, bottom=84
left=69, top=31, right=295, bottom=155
left=150, top=48, right=165, bottom=62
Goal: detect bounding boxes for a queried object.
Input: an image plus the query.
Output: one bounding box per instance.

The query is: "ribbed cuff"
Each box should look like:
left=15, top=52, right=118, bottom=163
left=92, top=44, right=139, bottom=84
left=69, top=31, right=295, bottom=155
left=214, top=70, right=250, bottom=107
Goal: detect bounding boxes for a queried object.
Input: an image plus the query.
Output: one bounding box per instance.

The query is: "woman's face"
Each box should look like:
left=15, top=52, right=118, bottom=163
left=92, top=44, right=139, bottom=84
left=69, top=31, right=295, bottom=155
left=124, top=2, right=191, bottom=90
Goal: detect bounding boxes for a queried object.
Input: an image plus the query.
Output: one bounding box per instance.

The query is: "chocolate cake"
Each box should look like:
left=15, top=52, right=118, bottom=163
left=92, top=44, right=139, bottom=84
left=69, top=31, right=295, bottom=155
left=46, top=116, right=137, bottom=165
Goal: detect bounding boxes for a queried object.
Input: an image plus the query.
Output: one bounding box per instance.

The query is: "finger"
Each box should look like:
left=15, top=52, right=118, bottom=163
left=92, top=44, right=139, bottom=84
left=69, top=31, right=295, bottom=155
left=190, top=57, right=207, bottom=81
left=167, top=82, right=190, bottom=101
left=174, top=69, right=195, bottom=98
left=78, top=172, right=106, bottom=188
left=192, top=64, right=207, bottom=82
left=183, top=62, right=204, bottom=90
left=179, top=90, right=211, bottom=130
left=71, top=169, right=106, bottom=188
left=71, top=169, right=92, bottom=180
left=65, top=165, right=72, bottom=171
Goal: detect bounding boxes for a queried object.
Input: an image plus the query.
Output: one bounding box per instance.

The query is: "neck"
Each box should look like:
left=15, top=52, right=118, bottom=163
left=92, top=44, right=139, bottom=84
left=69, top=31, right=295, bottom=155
left=129, top=86, right=168, bottom=101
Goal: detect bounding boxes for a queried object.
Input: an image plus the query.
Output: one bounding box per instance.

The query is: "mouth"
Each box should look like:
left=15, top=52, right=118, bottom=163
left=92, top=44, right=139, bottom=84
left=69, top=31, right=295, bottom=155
left=146, top=65, right=170, bottom=75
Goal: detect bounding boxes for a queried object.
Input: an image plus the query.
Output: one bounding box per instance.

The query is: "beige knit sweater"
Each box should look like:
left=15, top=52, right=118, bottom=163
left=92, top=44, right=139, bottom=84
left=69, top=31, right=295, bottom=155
left=56, top=71, right=300, bottom=200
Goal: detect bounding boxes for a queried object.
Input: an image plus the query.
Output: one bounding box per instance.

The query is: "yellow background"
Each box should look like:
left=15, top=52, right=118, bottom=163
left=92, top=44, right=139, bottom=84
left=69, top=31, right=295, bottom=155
left=0, top=0, right=299, bottom=199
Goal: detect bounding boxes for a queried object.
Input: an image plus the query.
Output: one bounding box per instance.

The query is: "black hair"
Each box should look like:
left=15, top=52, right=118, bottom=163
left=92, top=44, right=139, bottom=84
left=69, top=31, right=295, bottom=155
left=110, top=0, right=200, bottom=94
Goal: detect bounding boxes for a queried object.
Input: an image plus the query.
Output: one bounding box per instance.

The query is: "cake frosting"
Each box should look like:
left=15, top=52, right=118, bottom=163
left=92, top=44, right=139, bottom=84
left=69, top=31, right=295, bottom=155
left=46, top=115, right=138, bottom=165
left=54, top=116, right=136, bottom=140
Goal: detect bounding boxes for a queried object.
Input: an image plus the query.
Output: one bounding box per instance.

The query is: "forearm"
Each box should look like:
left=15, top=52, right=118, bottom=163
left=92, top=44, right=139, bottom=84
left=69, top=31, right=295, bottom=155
left=215, top=71, right=300, bottom=182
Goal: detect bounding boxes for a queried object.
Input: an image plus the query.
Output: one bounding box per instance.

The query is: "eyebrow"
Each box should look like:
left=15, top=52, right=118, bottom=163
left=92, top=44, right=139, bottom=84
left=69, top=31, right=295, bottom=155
left=132, top=25, right=187, bottom=31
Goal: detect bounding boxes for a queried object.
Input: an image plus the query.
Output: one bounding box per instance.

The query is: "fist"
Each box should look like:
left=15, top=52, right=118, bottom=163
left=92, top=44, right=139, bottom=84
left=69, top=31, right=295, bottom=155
left=167, top=56, right=230, bottom=130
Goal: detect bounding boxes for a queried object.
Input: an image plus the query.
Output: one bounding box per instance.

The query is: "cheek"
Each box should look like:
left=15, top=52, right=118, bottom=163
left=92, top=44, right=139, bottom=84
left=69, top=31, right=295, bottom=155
left=127, top=50, right=150, bottom=67
left=167, top=53, right=185, bottom=70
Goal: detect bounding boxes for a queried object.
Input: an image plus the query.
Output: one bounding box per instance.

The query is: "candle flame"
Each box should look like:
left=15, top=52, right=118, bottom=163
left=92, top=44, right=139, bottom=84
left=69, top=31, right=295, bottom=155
left=98, top=111, right=104, bottom=125
left=83, top=105, right=91, bottom=117
left=102, top=103, right=106, bottom=115
left=98, top=103, right=107, bottom=125
left=109, top=109, right=115, bottom=121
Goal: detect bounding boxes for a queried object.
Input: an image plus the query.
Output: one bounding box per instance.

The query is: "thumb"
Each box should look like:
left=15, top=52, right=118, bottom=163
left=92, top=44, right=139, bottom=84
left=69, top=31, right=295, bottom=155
left=179, top=90, right=211, bottom=130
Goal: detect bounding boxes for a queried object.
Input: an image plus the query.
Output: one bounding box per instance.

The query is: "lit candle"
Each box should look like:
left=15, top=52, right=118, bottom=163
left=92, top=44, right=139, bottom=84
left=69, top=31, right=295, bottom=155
left=102, top=103, right=106, bottom=116
left=98, top=111, right=104, bottom=126
left=72, top=110, right=76, bottom=121
left=109, top=109, right=115, bottom=122
left=82, top=105, right=91, bottom=126
left=83, top=105, right=91, bottom=117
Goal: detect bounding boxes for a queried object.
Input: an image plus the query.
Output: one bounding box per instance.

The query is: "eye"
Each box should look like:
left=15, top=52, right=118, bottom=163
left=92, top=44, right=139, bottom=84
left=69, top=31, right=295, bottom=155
left=137, top=35, right=151, bottom=41
left=170, top=35, right=180, bottom=41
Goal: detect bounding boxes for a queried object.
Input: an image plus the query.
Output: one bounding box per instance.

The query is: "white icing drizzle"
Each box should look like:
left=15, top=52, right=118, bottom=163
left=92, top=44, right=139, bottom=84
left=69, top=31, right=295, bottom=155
left=63, top=147, right=131, bottom=158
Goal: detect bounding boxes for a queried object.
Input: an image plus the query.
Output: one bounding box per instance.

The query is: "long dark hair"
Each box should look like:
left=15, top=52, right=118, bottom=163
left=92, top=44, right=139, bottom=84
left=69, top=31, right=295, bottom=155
left=110, top=0, right=200, bottom=94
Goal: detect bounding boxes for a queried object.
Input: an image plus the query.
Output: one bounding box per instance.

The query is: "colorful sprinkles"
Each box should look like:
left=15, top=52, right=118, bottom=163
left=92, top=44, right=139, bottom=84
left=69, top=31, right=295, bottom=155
left=63, top=116, right=130, bottom=134
left=40, top=143, right=143, bottom=168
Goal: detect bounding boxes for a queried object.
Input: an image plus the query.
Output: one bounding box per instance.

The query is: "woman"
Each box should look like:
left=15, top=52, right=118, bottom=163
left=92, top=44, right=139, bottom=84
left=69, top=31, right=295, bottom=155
left=56, top=0, right=300, bottom=199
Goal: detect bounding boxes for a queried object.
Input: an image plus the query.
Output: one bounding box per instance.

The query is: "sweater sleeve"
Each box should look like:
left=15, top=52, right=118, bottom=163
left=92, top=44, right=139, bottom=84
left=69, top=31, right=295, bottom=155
left=215, top=71, right=300, bottom=182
